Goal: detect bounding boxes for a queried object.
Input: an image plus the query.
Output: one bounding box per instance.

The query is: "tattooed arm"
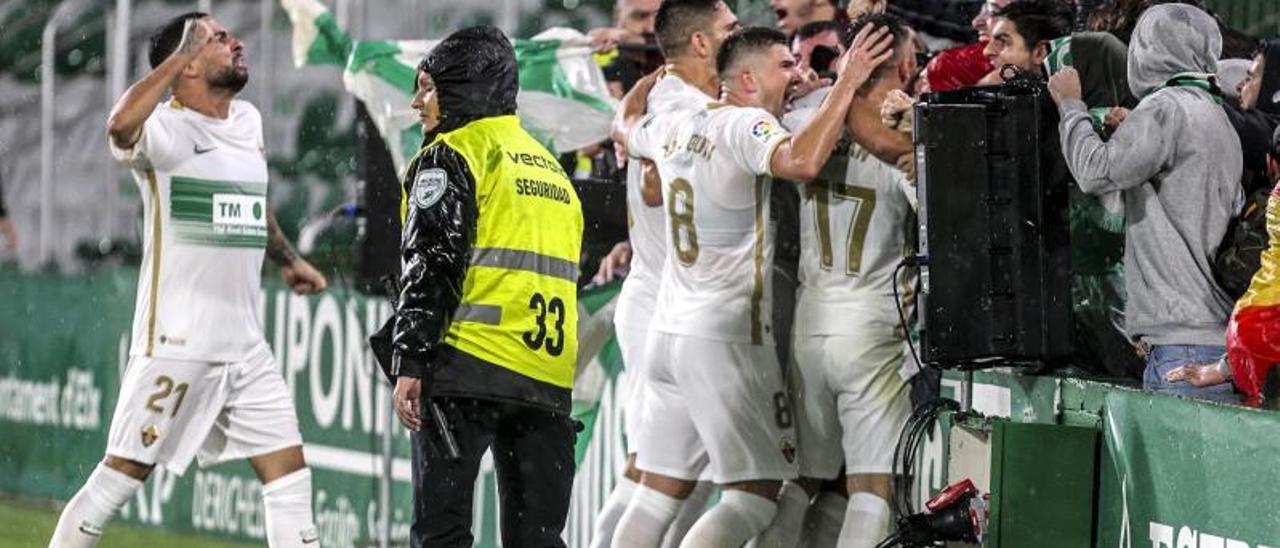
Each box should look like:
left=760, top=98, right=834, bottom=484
left=267, top=209, right=327, bottom=294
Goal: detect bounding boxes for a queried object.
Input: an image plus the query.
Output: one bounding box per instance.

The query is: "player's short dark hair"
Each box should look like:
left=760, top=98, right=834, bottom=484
left=149, top=11, right=208, bottom=69
left=716, top=27, right=789, bottom=78
left=994, top=0, right=1073, bottom=48
left=655, top=0, right=722, bottom=58
left=847, top=13, right=912, bottom=87
left=795, top=20, right=848, bottom=43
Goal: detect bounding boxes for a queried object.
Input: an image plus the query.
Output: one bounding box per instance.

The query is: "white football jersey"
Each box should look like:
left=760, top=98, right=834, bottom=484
left=615, top=73, right=714, bottom=329
left=644, top=104, right=792, bottom=344
left=110, top=99, right=271, bottom=362
left=782, top=91, right=919, bottom=335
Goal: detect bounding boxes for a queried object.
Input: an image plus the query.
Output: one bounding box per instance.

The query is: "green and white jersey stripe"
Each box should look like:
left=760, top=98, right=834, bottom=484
left=170, top=176, right=268, bottom=248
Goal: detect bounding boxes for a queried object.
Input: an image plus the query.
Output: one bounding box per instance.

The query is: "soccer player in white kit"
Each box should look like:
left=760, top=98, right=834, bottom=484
left=592, top=2, right=741, bottom=547
left=782, top=13, right=920, bottom=548
left=611, top=25, right=894, bottom=548
left=49, top=13, right=325, bottom=548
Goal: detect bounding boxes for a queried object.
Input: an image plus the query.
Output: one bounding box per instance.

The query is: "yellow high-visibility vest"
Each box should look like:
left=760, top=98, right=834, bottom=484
left=402, top=115, right=584, bottom=389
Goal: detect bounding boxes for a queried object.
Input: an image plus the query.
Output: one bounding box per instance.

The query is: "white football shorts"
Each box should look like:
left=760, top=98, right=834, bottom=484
left=106, top=344, right=303, bottom=475
left=791, top=323, right=911, bottom=478
left=636, top=331, right=799, bottom=484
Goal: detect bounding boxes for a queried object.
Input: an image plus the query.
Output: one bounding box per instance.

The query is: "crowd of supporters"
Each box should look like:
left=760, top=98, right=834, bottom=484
left=582, top=0, right=1280, bottom=408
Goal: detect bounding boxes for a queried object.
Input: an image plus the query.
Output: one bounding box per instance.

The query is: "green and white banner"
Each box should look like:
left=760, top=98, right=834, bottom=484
left=0, top=268, right=627, bottom=546
left=279, top=0, right=619, bottom=175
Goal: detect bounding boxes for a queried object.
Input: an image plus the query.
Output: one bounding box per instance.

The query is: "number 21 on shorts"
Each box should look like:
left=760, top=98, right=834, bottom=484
left=145, top=375, right=190, bottom=417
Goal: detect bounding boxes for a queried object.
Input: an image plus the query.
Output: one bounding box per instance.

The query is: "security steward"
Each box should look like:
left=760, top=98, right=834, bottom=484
left=388, top=26, right=584, bottom=547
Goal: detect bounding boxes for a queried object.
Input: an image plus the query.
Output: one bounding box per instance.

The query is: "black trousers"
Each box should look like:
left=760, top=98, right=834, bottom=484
left=409, top=397, right=576, bottom=548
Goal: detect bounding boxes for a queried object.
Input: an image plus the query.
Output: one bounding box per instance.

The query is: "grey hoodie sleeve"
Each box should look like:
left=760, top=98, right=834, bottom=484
left=1058, top=97, right=1171, bottom=195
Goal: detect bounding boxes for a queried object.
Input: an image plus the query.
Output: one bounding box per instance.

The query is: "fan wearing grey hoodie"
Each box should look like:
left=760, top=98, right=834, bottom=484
left=1048, top=3, right=1243, bottom=403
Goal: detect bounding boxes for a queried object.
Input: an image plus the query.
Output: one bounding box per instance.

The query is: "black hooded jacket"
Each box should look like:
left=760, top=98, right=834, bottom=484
left=1226, top=40, right=1280, bottom=193
left=388, top=26, right=580, bottom=410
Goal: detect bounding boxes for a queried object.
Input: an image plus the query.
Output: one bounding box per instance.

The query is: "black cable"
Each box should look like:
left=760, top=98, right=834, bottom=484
left=893, top=397, right=959, bottom=519
left=875, top=531, right=903, bottom=548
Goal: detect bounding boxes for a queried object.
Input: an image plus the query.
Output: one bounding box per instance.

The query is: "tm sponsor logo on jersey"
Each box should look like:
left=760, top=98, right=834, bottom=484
left=212, top=194, right=267, bottom=236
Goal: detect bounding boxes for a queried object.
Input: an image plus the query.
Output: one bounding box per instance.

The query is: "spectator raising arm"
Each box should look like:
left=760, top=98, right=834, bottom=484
left=1049, top=67, right=1168, bottom=194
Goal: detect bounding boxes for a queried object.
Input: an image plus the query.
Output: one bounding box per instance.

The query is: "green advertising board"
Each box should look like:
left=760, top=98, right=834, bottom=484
left=10, top=267, right=1280, bottom=547
left=0, top=268, right=628, bottom=546
left=940, top=370, right=1280, bottom=548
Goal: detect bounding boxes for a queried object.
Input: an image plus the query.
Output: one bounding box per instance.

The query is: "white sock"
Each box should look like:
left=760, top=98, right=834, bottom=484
left=798, top=492, right=847, bottom=548
left=836, top=493, right=893, bottom=548
left=261, top=469, right=319, bottom=548
left=49, top=464, right=143, bottom=548
left=612, top=485, right=684, bottom=548
left=748, top=482, right=810, bottom=548
left=661, top=481, right=713, bottom=548
left=679, top=490, right=777, bottom=548
left=591, top=477, right=639, bottom=548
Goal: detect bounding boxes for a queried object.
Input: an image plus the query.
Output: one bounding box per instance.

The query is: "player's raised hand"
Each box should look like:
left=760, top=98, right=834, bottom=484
left=836, top=24, right=895, bottom=89
left=174, top=18, right=217, bottom=60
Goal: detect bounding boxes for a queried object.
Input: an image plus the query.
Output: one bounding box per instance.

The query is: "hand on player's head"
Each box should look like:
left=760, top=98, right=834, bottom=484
left=837, top=25, right=894, bottom=87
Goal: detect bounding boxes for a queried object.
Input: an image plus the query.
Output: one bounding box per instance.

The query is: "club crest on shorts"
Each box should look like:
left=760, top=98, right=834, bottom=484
left=141, top=424, right=160, bottom=447
left=413, top=168, right=448, bottom=209
left=781, top=437, right=797, bottom=464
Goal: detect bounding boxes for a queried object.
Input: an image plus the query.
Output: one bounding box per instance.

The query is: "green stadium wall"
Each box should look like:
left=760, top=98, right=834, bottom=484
left=0, top=268, right=627, bottom=546
left=6, top=268, right=1280, bottom=547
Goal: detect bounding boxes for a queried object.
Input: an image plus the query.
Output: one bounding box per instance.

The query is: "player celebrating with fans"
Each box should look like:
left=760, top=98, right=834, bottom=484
left=782, top=13, right=919, bottom=548
left=614, top=24, right=893, bottom=548
left=49, top=13, right=325, bottom=548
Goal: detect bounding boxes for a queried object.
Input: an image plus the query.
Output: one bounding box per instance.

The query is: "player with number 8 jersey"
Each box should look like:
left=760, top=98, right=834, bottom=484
left=619, top=24, right=897, bottom=547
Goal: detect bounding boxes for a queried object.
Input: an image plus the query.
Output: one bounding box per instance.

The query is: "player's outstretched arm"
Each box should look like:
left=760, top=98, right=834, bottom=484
left=267, top=209, right=328, bottom=295
left=107, top=18, right=216, bottom=150
left=610, top=69, right=661, bottom=149
left=846, top=95, right=912, bottom=165
left=770, top=24, right=894, bottom=182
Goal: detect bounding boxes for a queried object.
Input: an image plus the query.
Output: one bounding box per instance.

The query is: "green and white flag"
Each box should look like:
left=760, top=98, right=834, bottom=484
left=1043, top=36, right=1074, bottom=77
left=280, top=0, right=619, bottom=175
left=571, top=282, right=625, bottom=463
